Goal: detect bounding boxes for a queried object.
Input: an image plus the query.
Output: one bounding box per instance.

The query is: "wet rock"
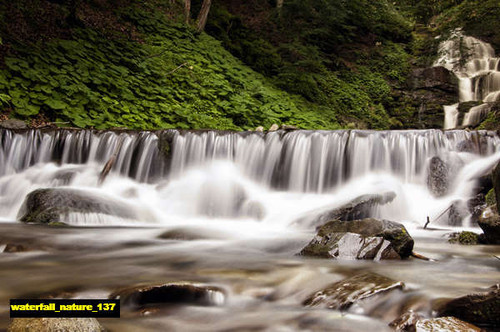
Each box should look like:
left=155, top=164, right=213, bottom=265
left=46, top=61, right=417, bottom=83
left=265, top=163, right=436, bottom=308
left=456, top=139, right=479, bottom=153
left=426, top=156, right=449, bottom=197
left=389, top=310, right=425, bottom=331
left=410, top=67, right=458, bottom=93
left=477, top=207, right=500, bottom=244
left=268, top=124, right=279, bottom=132
left=435, top=285, right=500, bottom=327
left=300, top=192, right=396, bottom=227
left=447, top=200, right=468, bottom=226
left=0, top=119, right=28, bottom=130
left=415, top=317, right=481, bottom=332
left=301, top=232, right=400, bottom=260
left=17, top=188, right=140, bottom=224
left=485, top=188, right=497, bottom=207
left=303, top=273, right=404, bottom=310
left=8, top=318, right=104, bottom=332
left=110, top=283, right=226, bottom=308
left=299, top=218, right=414, bottom=259
left=467, top=194, right=487, bottom=224
left=447, top=231, right=482, bottom=245
left=404, top=66, right=458, bottom=129
left=493, top=161, right=500, bottom=212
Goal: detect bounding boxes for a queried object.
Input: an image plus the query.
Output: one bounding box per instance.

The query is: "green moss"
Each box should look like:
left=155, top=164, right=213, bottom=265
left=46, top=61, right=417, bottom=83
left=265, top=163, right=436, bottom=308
left=448, top=231, right=480, bottom=245
left=486, top=189, right=497, bottom=207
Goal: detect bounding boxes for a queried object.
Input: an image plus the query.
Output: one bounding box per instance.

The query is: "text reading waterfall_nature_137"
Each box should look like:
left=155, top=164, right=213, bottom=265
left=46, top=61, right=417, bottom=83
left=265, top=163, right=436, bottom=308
left=0, top=0, right=499, bottom=332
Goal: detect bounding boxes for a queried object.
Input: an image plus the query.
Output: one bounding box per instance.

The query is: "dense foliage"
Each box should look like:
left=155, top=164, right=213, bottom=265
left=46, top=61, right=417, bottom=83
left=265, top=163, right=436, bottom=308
left=0, top=0, right=497, bottom=130
left=0, top=1, right=338, bottom=130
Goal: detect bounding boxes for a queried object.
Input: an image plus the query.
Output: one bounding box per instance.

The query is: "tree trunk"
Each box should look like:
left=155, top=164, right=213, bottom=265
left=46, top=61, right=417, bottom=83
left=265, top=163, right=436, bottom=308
left=196, top=0, right=212, bottom=32
left=184, top=0, right=191, bottom=24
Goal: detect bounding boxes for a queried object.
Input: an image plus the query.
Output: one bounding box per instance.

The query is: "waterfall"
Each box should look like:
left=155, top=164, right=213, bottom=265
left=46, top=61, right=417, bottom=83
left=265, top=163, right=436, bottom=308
left=436, top=29, right=500, bottom=128
left=1, top=128, right=499, bottom=227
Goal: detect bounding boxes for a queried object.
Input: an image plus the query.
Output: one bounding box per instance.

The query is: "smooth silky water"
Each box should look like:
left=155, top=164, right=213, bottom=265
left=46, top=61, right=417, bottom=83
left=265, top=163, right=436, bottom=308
left=0, top=129, right=499, bottom=331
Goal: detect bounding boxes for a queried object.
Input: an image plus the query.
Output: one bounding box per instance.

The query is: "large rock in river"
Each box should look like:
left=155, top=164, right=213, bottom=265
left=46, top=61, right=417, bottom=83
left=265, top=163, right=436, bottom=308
left=478, top=207, right=500, bottom=244
left=17, top=188, right=140, bottom=224
left=303, top=272, right=404, bottom=310
left=434, top=285, right=500, bottom=328
left=426, top=156, right=449, bottom=197
left=299, top=218, right=414, bottom=260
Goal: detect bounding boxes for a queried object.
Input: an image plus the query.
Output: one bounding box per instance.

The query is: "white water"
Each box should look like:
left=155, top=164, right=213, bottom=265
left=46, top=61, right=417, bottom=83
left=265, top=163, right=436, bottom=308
left=1, top=129, right=499, bottom=233
left=436, top=29, right=500, bottom=128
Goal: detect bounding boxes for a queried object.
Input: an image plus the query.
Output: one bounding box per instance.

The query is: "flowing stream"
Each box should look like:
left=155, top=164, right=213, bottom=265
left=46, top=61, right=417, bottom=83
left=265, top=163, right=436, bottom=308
left=0, top=128, right=499, bottom=331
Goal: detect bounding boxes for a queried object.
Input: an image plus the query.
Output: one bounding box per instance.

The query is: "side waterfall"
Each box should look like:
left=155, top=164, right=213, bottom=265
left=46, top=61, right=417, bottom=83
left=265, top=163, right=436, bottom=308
left=436, top=29, right=500, bottom=128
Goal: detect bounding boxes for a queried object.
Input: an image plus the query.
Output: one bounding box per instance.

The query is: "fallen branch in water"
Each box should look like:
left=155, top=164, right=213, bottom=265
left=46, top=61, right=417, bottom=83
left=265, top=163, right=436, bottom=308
left=98, top=137, right=124, bottom=185
left=411, top=251, right=435, bottom=261
left=424, top=216, right=430, bottom=229
left=424, top=205, right=453, bottom=229
left=494, top=255, right=500, bottom=261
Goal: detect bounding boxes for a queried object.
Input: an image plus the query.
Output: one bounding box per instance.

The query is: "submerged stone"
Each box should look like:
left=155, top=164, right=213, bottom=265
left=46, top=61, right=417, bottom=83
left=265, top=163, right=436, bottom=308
left=8, top=318, right=104, bottom=332
left=109, top=283, right=226, bottom=308
left=303, top=272, right=404, bottom=310
left=299, top=218, right=414, bottom=259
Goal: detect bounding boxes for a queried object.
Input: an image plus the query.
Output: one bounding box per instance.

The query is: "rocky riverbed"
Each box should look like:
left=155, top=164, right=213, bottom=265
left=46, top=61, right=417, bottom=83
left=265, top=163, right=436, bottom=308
left=0, top=222, right=498, bottom=331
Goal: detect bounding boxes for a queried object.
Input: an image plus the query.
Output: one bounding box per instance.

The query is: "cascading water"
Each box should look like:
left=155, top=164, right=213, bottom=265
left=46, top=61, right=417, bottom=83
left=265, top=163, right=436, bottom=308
left=436, top=29, right=500, bottom=128
left=1, top=128, right=499, bottom=229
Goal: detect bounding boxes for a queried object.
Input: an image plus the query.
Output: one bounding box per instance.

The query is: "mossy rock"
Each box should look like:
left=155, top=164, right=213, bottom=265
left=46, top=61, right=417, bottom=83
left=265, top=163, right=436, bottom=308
left=448, top=231, right=481, bottom=245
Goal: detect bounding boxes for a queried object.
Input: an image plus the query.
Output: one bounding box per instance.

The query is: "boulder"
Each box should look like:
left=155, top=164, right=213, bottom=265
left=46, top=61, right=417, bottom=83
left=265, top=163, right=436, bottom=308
left=8, top=318, right=104, bottom=332
left=478, top=208, right=500, bottom=244
left=303, top=273, right=404, bottom=310
left=110, top=283, right=226, bottom=308
left=17, top=188, right=140, bottom=224
left=435, top=285, right=500, bottom=327
left=415, top=317, right=481, bottom=332
left=297, top=192, right=396, bottom=228
left=299, top=218, right=414, bottom=259
left=426, top=156, right=449, bottom=197
left=0, top=119, right=28, bottom=130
